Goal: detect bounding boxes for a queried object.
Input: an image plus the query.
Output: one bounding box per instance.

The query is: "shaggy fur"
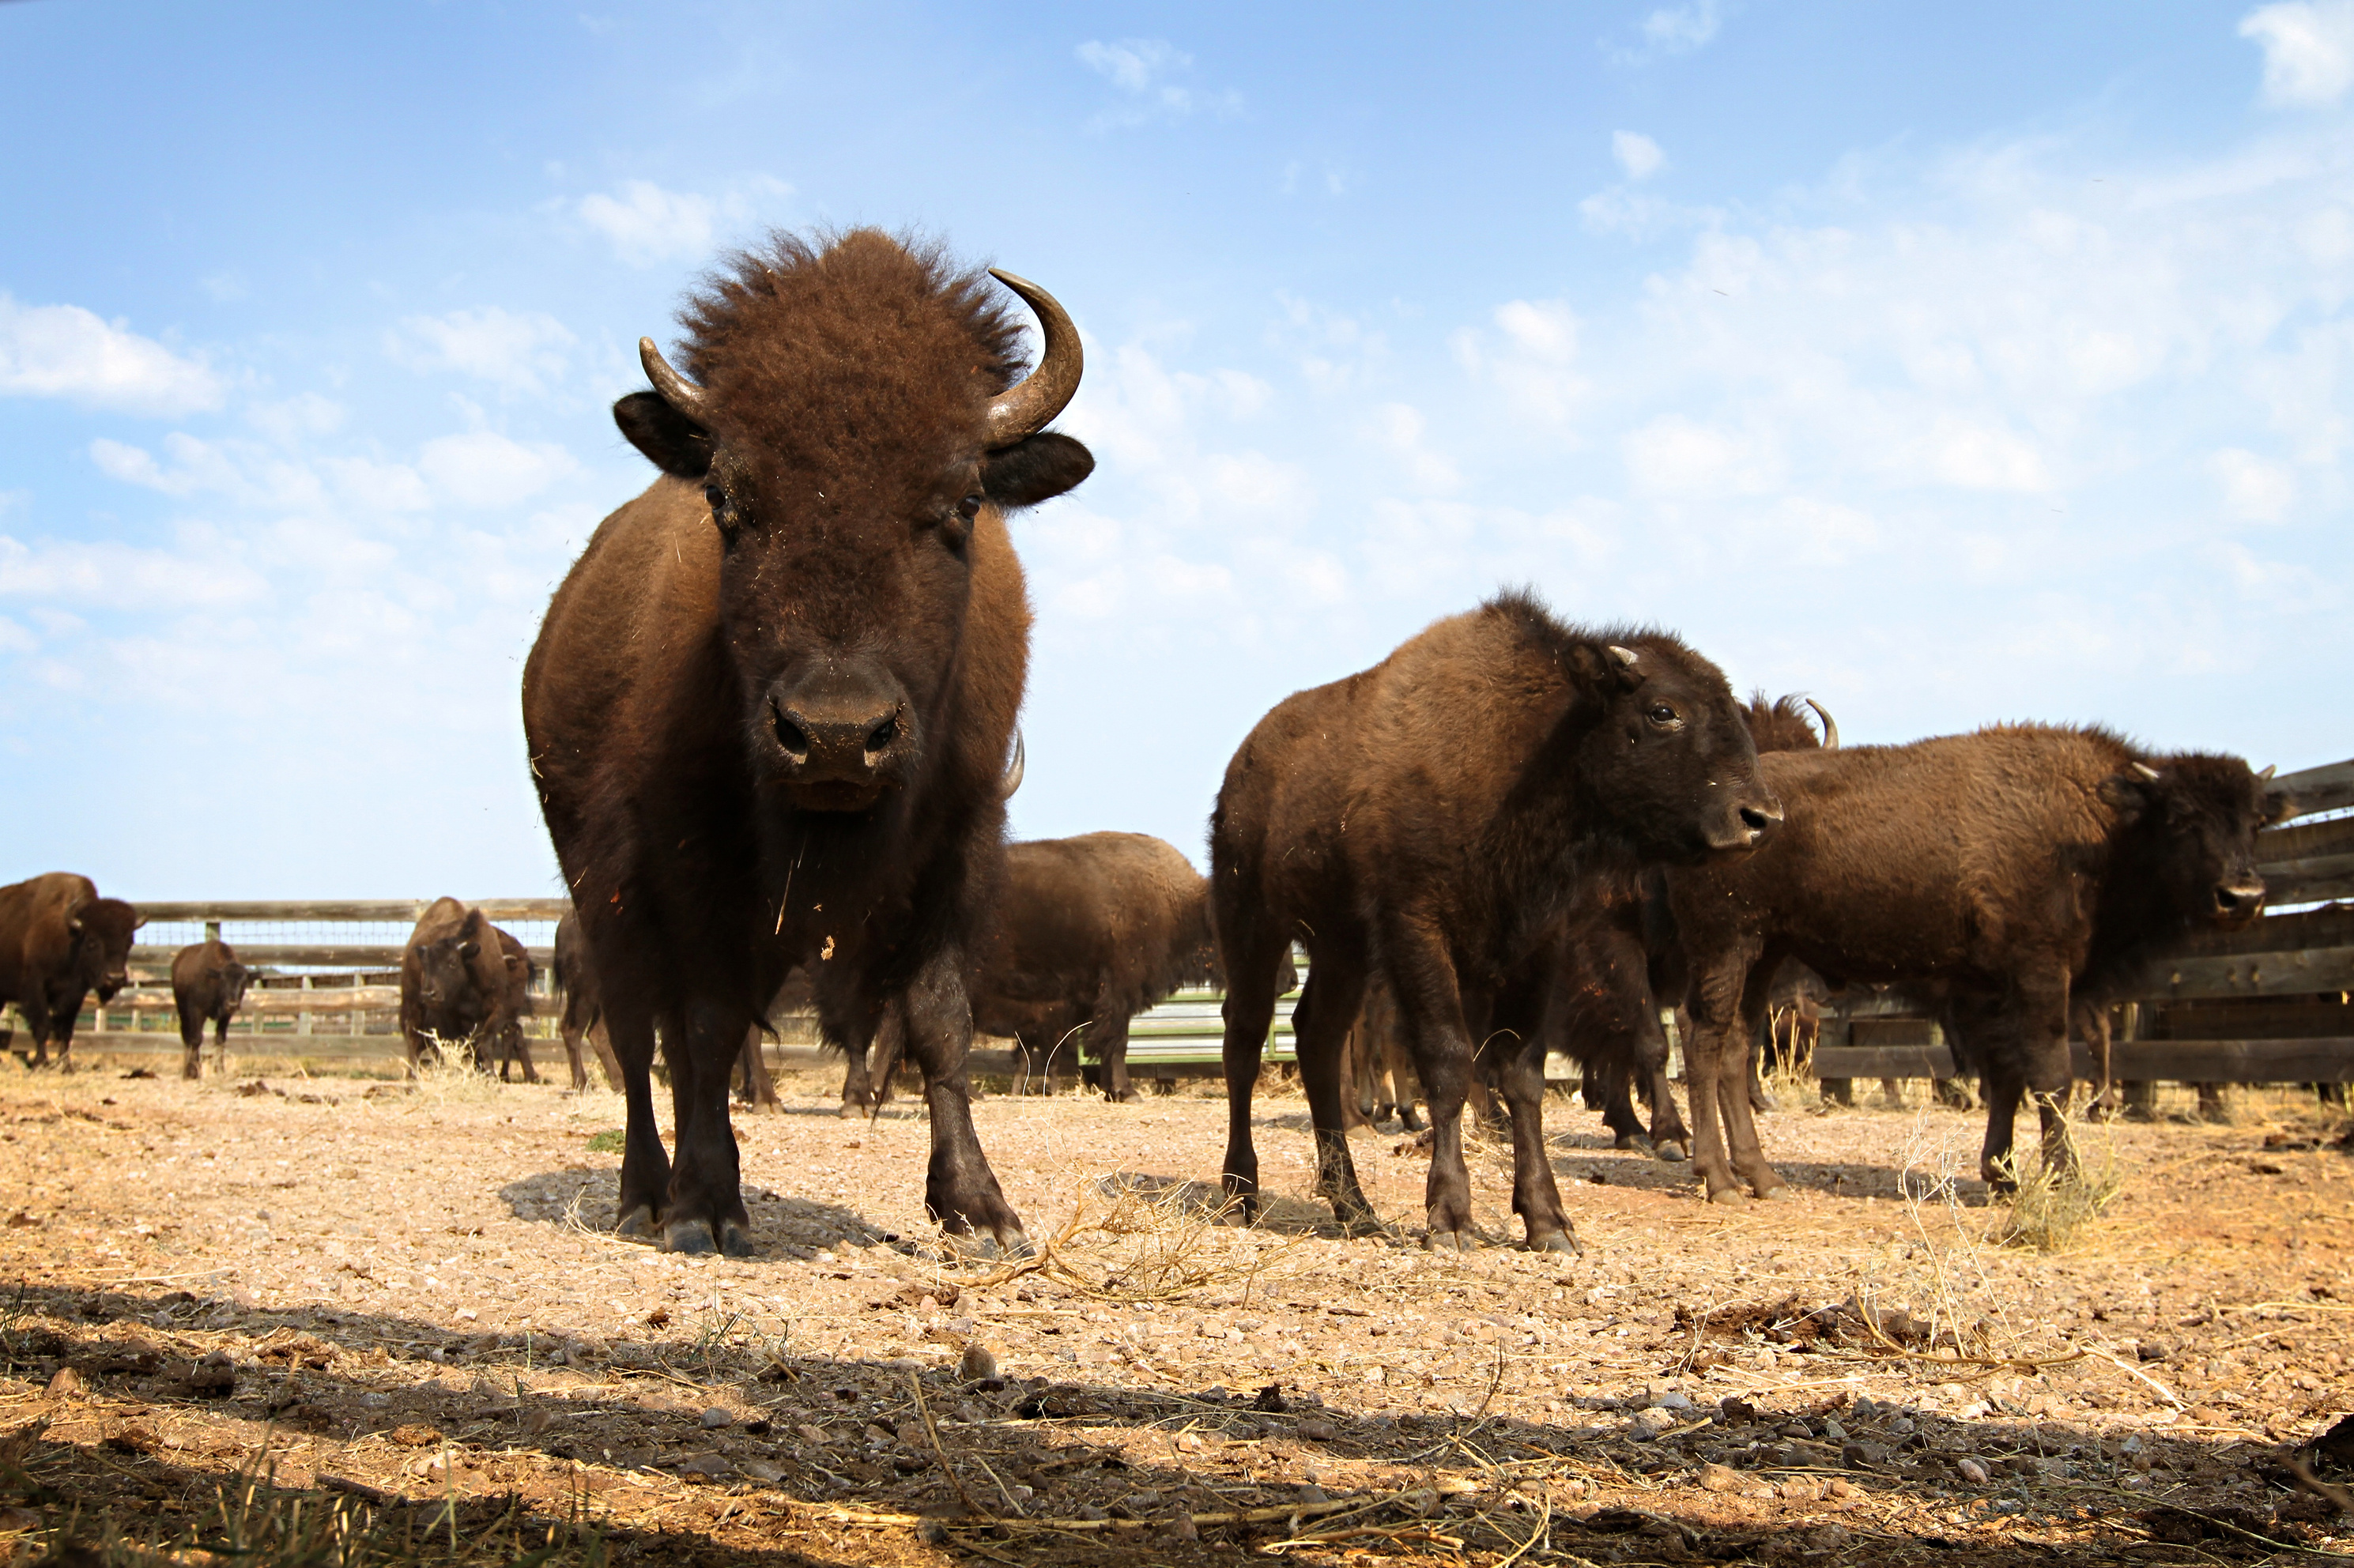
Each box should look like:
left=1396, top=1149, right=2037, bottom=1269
left=170, top=940, right=250, bottom=1081
left=522, top=230, right=1091, bottom=1254
left=1209, top=590, right=1779, bottom=1253
left=399, top=898, right=534, bottom=1080
left=1664, top=724, right=2288, bottom=1197
left=0, top=872, right=140, bottom=1070
left=551, top=913, right=621, bottom=1092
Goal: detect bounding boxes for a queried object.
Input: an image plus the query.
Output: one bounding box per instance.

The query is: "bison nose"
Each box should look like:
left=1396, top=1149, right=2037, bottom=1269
left=2215, top=880, right=2265, bottom=918
left=768, top=665, right=914, bottom=790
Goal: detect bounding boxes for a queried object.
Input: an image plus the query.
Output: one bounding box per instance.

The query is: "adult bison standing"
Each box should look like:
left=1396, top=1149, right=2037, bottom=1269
left=399, top=899, right=535, bottom=1078
left=1210, top=593, right=1781, bottom=1253
left=522, top=231, right=1091, bottom=1256
left=0, top=873, right=141, bottom=1070
left=1666, top=726, right=2288, bottom=1200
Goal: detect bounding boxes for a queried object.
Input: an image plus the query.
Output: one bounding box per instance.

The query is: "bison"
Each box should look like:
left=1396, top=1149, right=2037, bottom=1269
left=170, top=940, right=251, bottom=1080
left=1209, top=592, right=1780, bottom=1252
left=399, top=898, right=534, bottom=1077
left=1664, top=726, right=2287, bottom=1200
left=0, top=873, right=142, bottom=1071
left=553, top=912, right=623, bottom=1091
left=521, top=230, right=1091, bottom=1256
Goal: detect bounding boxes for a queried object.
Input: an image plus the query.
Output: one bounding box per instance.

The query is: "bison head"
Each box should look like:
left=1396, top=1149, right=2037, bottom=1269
left=70, top=897, right=142, bottom=1003
left=612, top=231, right=1090, bottom=813
left=2099, top=755, right=2291, bottom=930
left=1568, top=633, right=1782, bottom=865
left=415, top=909, right=488, bottom=1012
left=221, top=959, right=252, bottom=1012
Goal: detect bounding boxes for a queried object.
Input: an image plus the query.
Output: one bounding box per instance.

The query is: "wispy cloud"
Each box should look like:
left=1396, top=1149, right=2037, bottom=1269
left=1075, top=38, right=1242, bottom=128
left=1609, top=0, right=1726, bottom=65
left=0, top=293, right=224, bottom=416
left=572, top=176, right=790, bottom=266
left=386, top=307, right=578, bottom=395
left=1613, top=130, right=1667, bottom=181
left=2241, top=0, right=2354, bottom=106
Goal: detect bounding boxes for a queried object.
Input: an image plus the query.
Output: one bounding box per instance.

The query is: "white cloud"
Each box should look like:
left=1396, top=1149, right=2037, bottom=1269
left=2241, top=1, right=2354, bottom=106
left=387, top=307, right=578, bottom=394
left=577, top=179, right=717, bottom=266
left=1613, top=130, right=1667, bottom=181
left=1613, top=0, right=1725, bottom=64
left=1454, top=300, right=1590, bottom=425
left=0, top=293, right=224, bottom=416
left=1374, top=403, right=1462, bottom=491
left=0, top=534, right=267, bottom=610
left=417, top=431, right=580, bottom=509
left=1623, top=416, right=1785, bottom=498
left=1922, top=417, right=2050, bottom=492
left=2211, top=447, right=2300, bottom=520
left=1075, top=38, right=1241, bottom=126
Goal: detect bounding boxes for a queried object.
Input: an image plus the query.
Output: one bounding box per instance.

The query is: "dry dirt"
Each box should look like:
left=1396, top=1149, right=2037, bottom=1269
left=0, top=1056, right=2346, bottom=1566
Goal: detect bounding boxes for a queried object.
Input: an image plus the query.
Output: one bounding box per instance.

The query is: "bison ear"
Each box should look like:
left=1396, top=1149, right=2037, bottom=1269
left=2097, top=772, right=2154, bottom=823
left=983, top=432, right=1094, bottom=511
left=458, top=939, right=481, bottom=960
left=2262, top=788, right=2299, bottom=826
left=614, top=392, right=713, bottom=479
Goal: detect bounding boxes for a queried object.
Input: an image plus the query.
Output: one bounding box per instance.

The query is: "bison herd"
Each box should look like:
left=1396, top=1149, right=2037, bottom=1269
left=4, top=229, right=2296, bottom=1267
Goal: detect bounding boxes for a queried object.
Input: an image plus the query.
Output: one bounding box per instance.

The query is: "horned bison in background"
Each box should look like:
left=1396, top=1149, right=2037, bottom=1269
left=171, top=940, right=251, bottom=1080
left=1210, top=591, right=1781, bottom=1253
left=0, top=873, right=141, bottom=1071
left=522, top=230, right=1092, bottom=1256
left=400, top=898, right=534, bottom=1079
left=1664, top=726, right=2288, bottom=1200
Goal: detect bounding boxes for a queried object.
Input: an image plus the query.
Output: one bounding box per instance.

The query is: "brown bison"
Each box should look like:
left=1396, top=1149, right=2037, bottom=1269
left=521, top=230, right=1090, bottom=1256
left=851, top=831, right=1216, bottom=1107
left=0, top=873, right=141, bottom=1070
left=553, top=912, right=623, bottom=1091
left=1210, top=592, right=1780, bottom=1253
left=1666, top=726, right=2287, bottom=1200
left=171, top=940, right=251, bottom=1080
left=399, top=899, right=534, bottom=1077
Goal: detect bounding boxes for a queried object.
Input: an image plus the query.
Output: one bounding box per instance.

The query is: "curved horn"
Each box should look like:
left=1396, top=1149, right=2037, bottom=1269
left=1000, top=729, right=1026, bottom=801
left=2258, top=763, right=2278, bottom=782
left=1805, top=697, right=1840, bottom=750
left=1607, top=645, right=1639, bottom=667
left=639, top=337, right=709, bottom=420
left=984, top=269, right=1083, bottom=447
left=2131, top=761, right=2162, bottom=782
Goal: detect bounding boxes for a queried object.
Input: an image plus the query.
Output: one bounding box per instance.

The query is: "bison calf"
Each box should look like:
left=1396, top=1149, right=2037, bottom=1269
left=171, top=940, right=251, bottom=1080
left=1210, top=591, right=1779, bottom=1252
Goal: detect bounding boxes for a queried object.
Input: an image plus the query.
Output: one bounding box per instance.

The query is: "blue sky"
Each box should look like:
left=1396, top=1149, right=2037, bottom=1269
left=3, top=1, right=2350, bottom=897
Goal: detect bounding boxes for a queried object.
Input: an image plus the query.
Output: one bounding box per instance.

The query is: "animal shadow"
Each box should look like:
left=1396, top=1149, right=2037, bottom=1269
left=496, top=1168, right=896, bottom=1255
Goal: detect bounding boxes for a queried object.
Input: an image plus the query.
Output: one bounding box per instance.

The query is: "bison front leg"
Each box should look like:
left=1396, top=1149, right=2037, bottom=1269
left=1091, top=1009, right=1136, bottom=1104
left=1383, top=925, right=1485, bottom=1249
left=604, top=997, right=671, bottom=1242
left=179, top=1008, right=206, bottom=1081
left=1489, top=1027, right=1578, bottom=1255
left=1290, top=955, right=1376, bottom=1233
left=1217, top=931, right=1292, bottom=1222
left=661, top=1001, right=755, bottom=1257
left=837, top=1023, right=876, bottom=1117
left=1636, top=1016, right=1692, bottom=1163
left=899, top=948, right=1025, bottom=1254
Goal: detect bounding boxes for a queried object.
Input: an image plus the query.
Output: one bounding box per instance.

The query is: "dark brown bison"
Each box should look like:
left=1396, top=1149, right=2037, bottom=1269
left=1666, top=726, right=2288, bottom=1200
left=400, top=898, right=533, bottom=1077
left=521, top=230, right=1090, bottom=1256
left=170, top=940, right=251, bottom=1080
left=1549, top=694, right=1838, bottom=1159
left=553, top=912, right=623, bottom=1091
left=1210, top=592, right=1780, bottom=1253
left=0, top=873, right=141, bottom=1070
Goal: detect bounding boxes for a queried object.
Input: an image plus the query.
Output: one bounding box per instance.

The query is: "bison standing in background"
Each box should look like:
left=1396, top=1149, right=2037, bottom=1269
left=553, top=912, right=623, bottom=1091
left=1666, top=726, right=2288, bottom=1200
left=522, top=230, right=1091, bottom=1256
left=1211, top=591, right=1780, bottom=1253
left=400, top=898, right=534, bottom=1077
left=171, top=940, right=251, bottom=1080
left=0, top=873, right=141, bottom=1071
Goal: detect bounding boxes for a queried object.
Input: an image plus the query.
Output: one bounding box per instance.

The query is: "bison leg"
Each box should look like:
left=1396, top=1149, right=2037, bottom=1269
left=511, top=1031, right=541, bottom=1085
left=1681, top=950, right=1759, bottom=1202
left=1488, top=1020, right=1577, bottom=1255
left=1292, top=955, right=1377, bottom=1233
left=1092, top=1011, right=1136, bottom=1104
left=1636, top=1016, right=1691, bottom=1162
left=1217, top=930, right=1293, bottom=1221
left=738, top=1026, right=781, bottom=1112
left=1713, top=967, right=1790, bottom=1200
left=213, top=1014, right=232, bottom=1075
left=1383, top=923, right=1484, bottom=1249
left=605, top=997, right=671, bottom=1241
left=836, top=1012, right=877, bottom=1116
left=179, top=1007, right=205, bottom=1081
left=559, top=1015, right=591, bottom=1092
left=1747, top=1039, right=1779, bottom=1114
left=896, top=949, right=1024, bottom=1253
left=659, top=1000, right=755, bottom=1257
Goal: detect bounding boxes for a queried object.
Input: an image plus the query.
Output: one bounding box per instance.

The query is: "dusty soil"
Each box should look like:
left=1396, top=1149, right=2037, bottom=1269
left=0, top=1057, right=2346, bottom=1566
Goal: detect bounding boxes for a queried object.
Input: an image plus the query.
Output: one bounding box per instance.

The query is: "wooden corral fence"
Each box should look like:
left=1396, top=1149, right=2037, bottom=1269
left=1809, top=755, right=2354, bottom=1095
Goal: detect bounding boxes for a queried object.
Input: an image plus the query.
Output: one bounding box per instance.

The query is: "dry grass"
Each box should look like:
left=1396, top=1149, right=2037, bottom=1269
left=1987, top=1121, right=2129, bottom=1254
left=949, top=1170, right=1296, bottom=1306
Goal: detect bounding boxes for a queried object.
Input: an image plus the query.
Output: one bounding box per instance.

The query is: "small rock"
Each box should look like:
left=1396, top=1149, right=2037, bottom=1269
left=2137, top=1340, right=2171, bottom=1363
left=1300, top=1419, right=1335, bottom=1442
left=1296, top=1483, right=1328, bottom=1505
left=1820, top=1416, right=1847, bottom=1441
left=1697, top=1463, right=1752, bottom=1494
left=739, top=1460, right=782, bottom=1483
left=1956, top=1457, right=1990, bottom=1485
left=1656, top=1389, right=1694, bottom=1412
left=1176, top=1431, right=1205, bottom=1453
left=957, top=1343, right=1000, bottom=1382
left=681, top=1453, right=731, bottom=1479
left=1842, top=1439, right=1891, bottom=1470
left=1076, top=1504, right=1110, bottom=1522
left=1826, top=1477, right=1856, bottom=1498
left=700, top=1407, right=733, bottom=1430
left=44, top=1366, right=81, bottom=1397
left=915, top=1519, right=949, bottom=1544
left=796, top=1423, right=829, bottom=1444
left=1118, top=1489, right=1164, bottom=1513
left=1166, top=1512, right=1198, bottom=1541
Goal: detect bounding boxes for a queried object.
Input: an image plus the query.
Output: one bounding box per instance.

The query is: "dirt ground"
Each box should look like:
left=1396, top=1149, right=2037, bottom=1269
left=0, top=1055, right=2346, bottom=1567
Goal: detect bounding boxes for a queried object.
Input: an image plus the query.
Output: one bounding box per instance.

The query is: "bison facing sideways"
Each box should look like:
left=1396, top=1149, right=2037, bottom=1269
left=400, top=899, right=534, bottom=1078
left=1666, top=726, right=2288, bottom=1200
left=553, top=912, right=623, bottom=1091
left=1211, top=591, right=1781, bottom=1253
left=171, top=940, right=251, bottom=1080
left=0, top=873, right=142, bottom=1071
left=522, top=230, right=1092, bottom=1256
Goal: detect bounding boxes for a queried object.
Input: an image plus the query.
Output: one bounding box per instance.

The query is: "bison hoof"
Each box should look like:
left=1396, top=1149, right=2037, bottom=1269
left=960, top=1229, right=1033, bottom=1262
left=719, top=1221, right=754, bottom=1257
left=836, top=1102, right=866, bottom=1119
left=1613, top=1133, right=1653, bottom=1153
left=1707, top=1187, right=1749, bottom=1207
left=615, top=1205, right=658, bottom=1240
left=1652, top=1140, right=1690, bottom=1163
left=663, top=1218, right=719, bottom=1255
left=1527, top=1228, right=1580, bottom=1257
left=1751, top=1087, right=1781, bottom=1114
left=1424, top=1228, right=1477, bottom=1253
left=1759, top=1184, right=1798, bottom=1202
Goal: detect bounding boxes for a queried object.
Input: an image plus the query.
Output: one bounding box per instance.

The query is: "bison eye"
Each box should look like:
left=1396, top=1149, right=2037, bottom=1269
left=957, top=492, right=983, bottom=521
left=1646, top=703, right=1681, bottom=728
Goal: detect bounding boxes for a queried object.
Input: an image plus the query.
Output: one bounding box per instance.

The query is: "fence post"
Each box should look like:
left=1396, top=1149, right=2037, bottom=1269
left=205, top=920, right=221, bottom=942
left=299, top=974, right=313, bottom=1038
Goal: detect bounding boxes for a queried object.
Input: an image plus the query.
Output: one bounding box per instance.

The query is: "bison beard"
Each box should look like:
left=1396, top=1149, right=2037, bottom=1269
left=1209, top=592, right=1780, bottom=1253
left=521, top=230, right=1091, bottom=1256
left=1664, top=726, right=2288, bottom=1199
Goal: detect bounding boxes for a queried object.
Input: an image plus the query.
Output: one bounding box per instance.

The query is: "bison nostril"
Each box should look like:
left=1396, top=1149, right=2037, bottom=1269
left=773, top=707, right=811, bottom=759
left=1739, top=806, right=1773, bottom=831
left=866, top=714, right=898, bottom=754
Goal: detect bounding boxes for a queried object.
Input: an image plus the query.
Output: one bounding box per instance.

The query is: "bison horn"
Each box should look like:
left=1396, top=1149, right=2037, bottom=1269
left=1805, top=698, right=1840, bottom=749
left=984, top=269, right=1083, bottom=447
left=1608, top=645, right=1639, bottom=667
left=639, top=337, right=710, bottom=420
left=2258, top=763, right=2277, bottom=782
left=2131, top=761, right=2162, bottom=782
left=1000, top=729, right=1026, bottom=801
